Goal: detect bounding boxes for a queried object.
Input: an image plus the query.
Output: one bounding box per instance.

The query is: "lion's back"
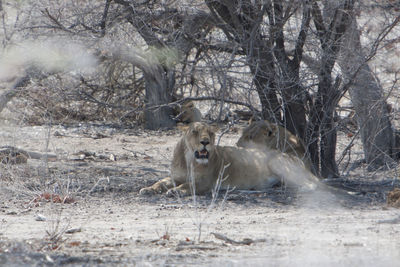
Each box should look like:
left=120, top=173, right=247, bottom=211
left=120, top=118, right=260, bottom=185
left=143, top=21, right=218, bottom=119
left=216, top=146, right=280, bottom=190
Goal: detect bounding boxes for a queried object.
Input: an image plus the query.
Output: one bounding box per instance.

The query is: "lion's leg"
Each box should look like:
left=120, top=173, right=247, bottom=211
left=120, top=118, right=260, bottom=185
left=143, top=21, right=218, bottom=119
left=166, top=181, right=212, bottom=197
left=139, top=177, right=178, bottom=195
left=166, top=182, right=192, bottom=197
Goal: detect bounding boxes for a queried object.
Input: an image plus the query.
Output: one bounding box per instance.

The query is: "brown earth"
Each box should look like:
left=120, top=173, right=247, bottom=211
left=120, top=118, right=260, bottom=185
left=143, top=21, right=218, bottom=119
left=1, top=122, right=400, bottom=266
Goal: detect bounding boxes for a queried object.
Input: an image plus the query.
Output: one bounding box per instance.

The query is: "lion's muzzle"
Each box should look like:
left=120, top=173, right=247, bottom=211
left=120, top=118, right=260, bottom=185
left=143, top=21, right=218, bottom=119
left=194, top=148, right=209, bottom=164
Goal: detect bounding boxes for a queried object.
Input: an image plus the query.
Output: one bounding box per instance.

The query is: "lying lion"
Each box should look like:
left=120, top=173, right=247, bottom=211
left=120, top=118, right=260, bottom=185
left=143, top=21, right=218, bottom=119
left=174, top=101, right=202, bottom=123
left=139, top=122, right=321, bottom=196
left=237, top=120, right=313, bottom=171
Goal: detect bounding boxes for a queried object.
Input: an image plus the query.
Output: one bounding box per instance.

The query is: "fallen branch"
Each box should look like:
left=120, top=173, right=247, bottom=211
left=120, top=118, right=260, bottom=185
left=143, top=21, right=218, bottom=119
left=211, top=232, right=265, bottom=245
left=175, top=245, right=217, bottom=251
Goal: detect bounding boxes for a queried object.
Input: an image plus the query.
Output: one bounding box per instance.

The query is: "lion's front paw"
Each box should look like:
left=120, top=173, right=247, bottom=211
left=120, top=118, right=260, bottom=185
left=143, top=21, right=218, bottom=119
left=166, top=187, right=190, bottom=198
left=139, top=186, right=157, bottom=196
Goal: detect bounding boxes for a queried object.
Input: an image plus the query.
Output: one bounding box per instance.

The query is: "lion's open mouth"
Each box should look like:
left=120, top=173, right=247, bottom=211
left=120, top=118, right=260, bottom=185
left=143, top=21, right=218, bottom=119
left=195, top=149, right=209, bottom=160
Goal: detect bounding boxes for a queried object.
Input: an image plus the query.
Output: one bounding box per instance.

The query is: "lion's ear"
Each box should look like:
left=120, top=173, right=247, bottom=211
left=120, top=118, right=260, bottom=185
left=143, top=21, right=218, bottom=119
left=177, top=123, right=190, bottom=132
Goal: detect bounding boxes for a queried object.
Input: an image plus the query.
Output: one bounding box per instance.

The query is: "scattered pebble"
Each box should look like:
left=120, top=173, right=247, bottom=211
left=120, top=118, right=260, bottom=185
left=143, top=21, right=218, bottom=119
left=35, top=214, right=46, bottom=221
left=66, top=228, right=82, bottom=234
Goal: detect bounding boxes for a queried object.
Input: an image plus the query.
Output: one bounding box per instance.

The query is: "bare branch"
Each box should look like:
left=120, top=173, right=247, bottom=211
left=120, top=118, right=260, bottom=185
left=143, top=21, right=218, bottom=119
left=311, top=0, right=327, bottom=46
left=292, top=1, right=311, bottom=70
left=99, top=0, right=111, bottom=36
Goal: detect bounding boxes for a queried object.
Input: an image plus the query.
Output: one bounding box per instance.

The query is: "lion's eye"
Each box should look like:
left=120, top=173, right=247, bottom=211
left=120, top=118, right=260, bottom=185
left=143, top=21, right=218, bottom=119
left=265, top=131, right=273, bottom=137
left=192, top=130, right=198, bottom=135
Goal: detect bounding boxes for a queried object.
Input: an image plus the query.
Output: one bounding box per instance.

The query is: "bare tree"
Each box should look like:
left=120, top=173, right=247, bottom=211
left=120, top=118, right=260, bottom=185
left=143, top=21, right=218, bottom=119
left=111, top=1, right=215, bottom=129
left=3, top=1, right=213, bottom=128
left=307, top=0, right=355, bottom=177
left=335, top=2, right=398, bottom=170
left=203, top=1, right=356, bottom=177
left=202, top=0, right=400, bottom=177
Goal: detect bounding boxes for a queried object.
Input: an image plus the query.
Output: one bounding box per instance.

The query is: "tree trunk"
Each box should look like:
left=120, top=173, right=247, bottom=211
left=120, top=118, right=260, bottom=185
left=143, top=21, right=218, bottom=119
left=144, top=66, right=176, bottom=130
left=247, top=51, right=281, bottom=123
left=320, top=93, right=339, bottom=178
left=282, top=83, right=308, bottom=140
left=339, top=17, right=394, bottom=170
left=308, top=79, right=340, bottom=178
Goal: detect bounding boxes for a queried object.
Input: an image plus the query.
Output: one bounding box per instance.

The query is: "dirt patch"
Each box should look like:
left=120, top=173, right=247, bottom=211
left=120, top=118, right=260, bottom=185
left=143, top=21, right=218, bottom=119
left=1, top=123, right=400, bottom=266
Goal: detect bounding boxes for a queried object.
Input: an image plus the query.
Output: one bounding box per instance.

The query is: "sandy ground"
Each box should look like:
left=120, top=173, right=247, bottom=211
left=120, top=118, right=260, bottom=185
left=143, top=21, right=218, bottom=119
left=1, top=122, right=400, bottom=266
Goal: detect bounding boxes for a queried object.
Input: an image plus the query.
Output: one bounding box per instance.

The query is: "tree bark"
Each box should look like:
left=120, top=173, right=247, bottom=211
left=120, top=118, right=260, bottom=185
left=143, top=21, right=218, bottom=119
left=143, top=67, right=176, bottom=130
left=339, top=17, right=393, bottom=170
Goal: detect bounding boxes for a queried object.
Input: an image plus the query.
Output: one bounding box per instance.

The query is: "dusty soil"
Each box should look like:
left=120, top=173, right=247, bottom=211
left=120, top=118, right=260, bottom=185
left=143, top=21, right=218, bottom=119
left=1, top=122, right=400, bottom=266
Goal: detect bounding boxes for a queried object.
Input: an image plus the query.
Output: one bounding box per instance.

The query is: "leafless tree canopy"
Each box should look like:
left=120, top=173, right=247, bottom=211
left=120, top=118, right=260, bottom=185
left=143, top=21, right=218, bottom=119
left=1, top=0, right=400, bottom=177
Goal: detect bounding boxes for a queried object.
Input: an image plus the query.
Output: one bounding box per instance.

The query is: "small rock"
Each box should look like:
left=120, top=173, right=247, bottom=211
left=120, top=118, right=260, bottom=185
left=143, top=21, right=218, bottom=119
left=6, top=211, right=17, bottom=215
left=65, top=228, right=82, bottom=234
left=35, top=214, right=47, bottom=221
left=53, top=131, right=63, bottom=137
left=45, top=255, right=54, bottom=263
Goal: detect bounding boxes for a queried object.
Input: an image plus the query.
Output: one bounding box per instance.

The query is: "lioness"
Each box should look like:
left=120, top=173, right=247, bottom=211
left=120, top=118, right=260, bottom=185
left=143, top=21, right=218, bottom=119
left=174, top=101, right=202, bottom=123
left=139, top=122, right=319, bottom=196
left=237, top=120, right=312, bottom=171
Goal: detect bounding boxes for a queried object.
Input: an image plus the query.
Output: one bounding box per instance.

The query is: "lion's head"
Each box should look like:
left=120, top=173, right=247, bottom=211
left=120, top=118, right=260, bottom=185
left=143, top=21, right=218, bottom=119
left=180, top=122, right=217, bottom=165
left=237, top=120, right=305, bottom=155
left=175, top=101, right=202, bottom=123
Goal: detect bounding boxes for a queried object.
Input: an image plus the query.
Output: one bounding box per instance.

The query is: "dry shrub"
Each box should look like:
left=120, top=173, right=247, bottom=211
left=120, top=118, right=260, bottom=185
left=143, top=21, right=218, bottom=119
left=10, top=60, right=146, bottom=126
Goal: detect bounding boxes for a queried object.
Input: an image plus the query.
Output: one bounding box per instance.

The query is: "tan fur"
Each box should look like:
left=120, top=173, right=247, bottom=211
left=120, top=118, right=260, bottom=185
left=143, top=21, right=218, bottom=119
left=387, top=188, right=400, bottom=208
left=175, top=101, right=202, bottom=123
left=237, top=120, right=313, bottom=171
left=139, top=122, right=319, bottom=196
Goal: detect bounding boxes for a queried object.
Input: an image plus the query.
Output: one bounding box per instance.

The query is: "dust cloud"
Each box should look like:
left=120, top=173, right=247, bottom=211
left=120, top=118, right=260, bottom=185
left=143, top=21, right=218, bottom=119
left=0, top=39, right=97, bottom=81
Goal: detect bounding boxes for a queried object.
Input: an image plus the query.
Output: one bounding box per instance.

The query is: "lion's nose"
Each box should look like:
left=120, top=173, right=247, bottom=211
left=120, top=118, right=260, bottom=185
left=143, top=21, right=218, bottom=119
left=200, top=140, right=209, bottom=146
